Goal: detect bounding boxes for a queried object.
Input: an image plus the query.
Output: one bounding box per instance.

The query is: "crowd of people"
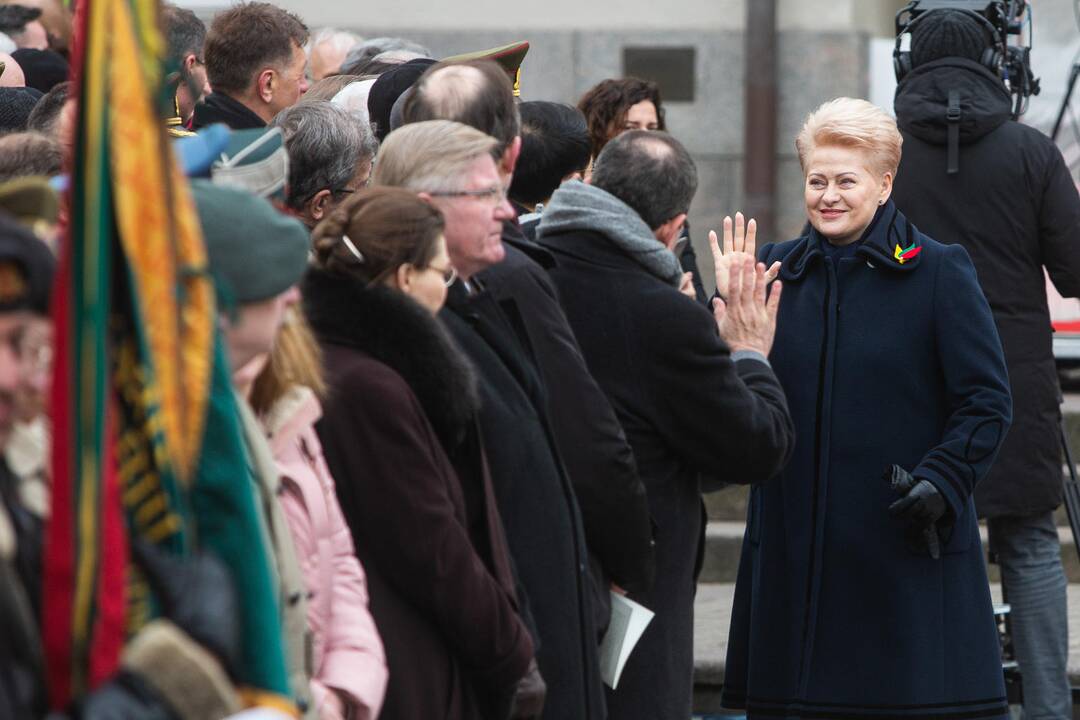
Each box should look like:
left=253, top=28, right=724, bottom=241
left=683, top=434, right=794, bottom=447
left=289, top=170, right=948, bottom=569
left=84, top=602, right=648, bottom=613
left=0, top=1, right=1078, bottom=719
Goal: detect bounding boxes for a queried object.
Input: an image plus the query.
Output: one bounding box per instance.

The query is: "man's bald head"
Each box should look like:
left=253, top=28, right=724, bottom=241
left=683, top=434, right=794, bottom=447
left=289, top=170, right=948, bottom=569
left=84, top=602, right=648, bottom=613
left=402, top=59, right=519, bottom=157
left=0, top=52, right=24, bottom=86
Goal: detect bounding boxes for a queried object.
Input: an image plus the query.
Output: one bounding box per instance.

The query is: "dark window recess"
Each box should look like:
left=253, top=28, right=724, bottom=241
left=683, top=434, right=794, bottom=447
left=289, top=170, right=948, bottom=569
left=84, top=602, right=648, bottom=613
left=622, top=46, right=696, bottom=102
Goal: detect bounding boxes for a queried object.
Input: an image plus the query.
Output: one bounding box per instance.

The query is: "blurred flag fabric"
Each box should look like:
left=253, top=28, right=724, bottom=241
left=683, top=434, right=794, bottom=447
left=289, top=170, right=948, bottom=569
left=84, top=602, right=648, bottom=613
left=40, top=0, right=295, bottom=712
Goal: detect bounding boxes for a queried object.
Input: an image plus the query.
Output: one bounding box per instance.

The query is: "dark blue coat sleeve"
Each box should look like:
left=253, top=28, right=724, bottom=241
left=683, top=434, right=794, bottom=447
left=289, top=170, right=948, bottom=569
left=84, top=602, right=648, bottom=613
left=914, top=244, right=1013, bottom=519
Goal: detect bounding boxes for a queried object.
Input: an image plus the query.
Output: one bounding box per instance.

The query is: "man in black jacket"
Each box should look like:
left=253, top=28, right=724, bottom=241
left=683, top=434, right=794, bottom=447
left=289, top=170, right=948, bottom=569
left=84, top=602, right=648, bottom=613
left=374, top=118, right=601, bottom=720
left=402, top=63, right=657, bottom=596
left=191, top=2, right=308, bottom=130
left=892, top=11, right=1080, bottom=718
left=537, top=130, right=793, bottom=719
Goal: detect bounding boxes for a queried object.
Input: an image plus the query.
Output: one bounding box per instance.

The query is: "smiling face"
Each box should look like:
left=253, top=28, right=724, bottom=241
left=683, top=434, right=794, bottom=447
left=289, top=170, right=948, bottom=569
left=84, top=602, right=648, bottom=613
left=804, top=144, right=893, bottom=246
left=427, top=154, right=514, bottom=280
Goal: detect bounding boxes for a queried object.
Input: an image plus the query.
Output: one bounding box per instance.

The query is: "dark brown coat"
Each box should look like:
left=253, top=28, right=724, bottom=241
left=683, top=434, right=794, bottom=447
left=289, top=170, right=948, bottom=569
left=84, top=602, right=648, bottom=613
left=304, top=271, right=533, bottom=720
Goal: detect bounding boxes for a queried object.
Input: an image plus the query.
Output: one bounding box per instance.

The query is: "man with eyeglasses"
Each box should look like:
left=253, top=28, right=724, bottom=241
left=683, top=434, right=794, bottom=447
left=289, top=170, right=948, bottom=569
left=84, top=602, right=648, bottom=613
left=377, top=118, right=618, bottom=719
left=400, top=59, right=656, bottom=720
left=271, top=101, right=378, bottom=229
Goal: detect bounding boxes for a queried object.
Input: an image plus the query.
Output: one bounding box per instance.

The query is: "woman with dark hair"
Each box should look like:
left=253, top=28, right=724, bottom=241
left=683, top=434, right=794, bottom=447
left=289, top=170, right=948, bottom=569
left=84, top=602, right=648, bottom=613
left=577, top=77, right=665, bottom=162
left=578, top=77, right=710, bottom=303
left=302, top=186, right=542, bottom=720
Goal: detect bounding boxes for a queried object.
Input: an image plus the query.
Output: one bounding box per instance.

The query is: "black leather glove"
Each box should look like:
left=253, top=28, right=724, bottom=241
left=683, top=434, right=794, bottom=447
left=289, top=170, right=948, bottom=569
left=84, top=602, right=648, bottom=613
left=508, top=659, right=546, bottom=719
left=883, top=465, right=948, bottom=559
left=130, top=541, right=241, bottom=677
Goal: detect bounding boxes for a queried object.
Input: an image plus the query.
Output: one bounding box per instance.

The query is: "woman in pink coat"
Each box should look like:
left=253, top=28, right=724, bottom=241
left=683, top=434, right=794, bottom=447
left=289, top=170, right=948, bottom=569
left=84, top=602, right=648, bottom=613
left=240, top=311, right=388, bottom=720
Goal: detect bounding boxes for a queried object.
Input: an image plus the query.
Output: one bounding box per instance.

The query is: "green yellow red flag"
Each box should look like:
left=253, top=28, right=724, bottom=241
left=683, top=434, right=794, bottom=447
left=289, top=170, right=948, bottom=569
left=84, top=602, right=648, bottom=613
left=42, top=0, right=295, bottom=711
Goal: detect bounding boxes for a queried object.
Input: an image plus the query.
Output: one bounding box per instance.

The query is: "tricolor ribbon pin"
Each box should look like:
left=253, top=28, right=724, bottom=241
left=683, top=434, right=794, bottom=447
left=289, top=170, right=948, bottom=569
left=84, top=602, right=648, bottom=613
left=893, top=243, right=922, bottom=264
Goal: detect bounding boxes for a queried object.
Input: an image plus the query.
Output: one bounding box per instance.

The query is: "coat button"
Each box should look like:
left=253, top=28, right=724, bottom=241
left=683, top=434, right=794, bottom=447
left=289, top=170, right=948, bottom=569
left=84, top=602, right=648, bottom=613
left=289, top=591, right=303, bottom=606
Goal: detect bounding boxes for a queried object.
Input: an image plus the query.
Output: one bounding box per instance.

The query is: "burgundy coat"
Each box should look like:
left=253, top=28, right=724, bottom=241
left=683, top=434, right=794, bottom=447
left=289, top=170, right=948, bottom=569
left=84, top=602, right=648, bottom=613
left=305, top=271, right=533, bottom=720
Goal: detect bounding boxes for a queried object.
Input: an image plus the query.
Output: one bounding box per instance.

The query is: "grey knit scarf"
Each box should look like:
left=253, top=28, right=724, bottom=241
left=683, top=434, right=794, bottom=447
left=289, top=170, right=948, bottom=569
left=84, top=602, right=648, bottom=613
left=537, top=180, right=683, bottom=286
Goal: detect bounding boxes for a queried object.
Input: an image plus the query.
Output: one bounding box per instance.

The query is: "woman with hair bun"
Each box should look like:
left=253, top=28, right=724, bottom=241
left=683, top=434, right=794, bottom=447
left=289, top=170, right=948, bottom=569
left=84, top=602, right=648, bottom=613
left=302, top=186, right=542, bottom=720
left=721, top=98, right=1013, bottom=719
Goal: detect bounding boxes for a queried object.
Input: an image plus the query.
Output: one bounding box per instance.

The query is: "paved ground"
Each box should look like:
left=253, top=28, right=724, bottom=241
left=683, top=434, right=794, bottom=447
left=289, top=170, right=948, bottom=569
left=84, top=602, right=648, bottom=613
left=694, top=583, right=1080, bottom=715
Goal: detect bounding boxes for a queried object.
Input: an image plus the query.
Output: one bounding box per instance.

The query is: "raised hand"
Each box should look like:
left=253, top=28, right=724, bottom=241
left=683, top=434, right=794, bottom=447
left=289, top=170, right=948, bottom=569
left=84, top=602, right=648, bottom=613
left=712, top=256, right=782, bottom=357
left=710, top=212, right=781, bottom=300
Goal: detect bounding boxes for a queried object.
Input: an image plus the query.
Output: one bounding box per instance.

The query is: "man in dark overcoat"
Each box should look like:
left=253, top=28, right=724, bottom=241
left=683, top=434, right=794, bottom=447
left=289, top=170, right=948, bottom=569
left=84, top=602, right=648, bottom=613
left=401, top=59, right=657, bottom=599
left=892, top=11, right=1080, bottom=716
left=373, top=119, right=605, bottom=720
left=537, top=130, right=794, bottom=719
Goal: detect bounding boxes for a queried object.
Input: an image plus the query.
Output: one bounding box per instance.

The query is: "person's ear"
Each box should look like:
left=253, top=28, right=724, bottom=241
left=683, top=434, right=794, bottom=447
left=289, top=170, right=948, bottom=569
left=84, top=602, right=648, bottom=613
left=183, top=52, right=198, bottom=74
left=257, top=68, right=275, bottom=103
left=306, top=189, right=332, bottom=222
left=394, top=263, right=415, bottom=293
left=500, top=136, right=522, bottom=177
left=879, top=171, right=894, bottom=205
left=416, top=191, right=434, bottom=205
left=653, top=213, right=687, bottom=249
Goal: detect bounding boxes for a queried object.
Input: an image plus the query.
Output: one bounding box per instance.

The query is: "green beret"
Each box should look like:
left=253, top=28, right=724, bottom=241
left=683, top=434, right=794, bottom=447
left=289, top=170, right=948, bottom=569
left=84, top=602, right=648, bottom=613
left=191, top=180, right=309, bottom=306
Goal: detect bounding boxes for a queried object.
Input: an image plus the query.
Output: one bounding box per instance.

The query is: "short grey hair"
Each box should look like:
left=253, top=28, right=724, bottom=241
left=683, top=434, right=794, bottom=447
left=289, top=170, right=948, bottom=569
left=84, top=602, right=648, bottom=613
left=373, top=120, right=497, bottom=194
left=271, top=101, right=378, bottom=210
left=341, top=36, right=431, bottom=74
left=307, top=27, right=362, bottom=56
left=372, top=49, right=427, bottom=65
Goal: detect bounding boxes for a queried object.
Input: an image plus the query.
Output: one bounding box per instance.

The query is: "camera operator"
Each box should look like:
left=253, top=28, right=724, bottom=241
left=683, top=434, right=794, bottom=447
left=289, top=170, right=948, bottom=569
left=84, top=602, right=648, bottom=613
left=892, top=7, right=1080, bottom=718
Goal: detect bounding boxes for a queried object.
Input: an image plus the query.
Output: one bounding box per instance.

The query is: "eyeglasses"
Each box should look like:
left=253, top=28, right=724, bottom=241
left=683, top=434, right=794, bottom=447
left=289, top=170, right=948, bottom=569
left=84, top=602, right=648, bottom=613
left=429, top=185, right=508, bottom=206
left=427, top=262, right=458, bottom=287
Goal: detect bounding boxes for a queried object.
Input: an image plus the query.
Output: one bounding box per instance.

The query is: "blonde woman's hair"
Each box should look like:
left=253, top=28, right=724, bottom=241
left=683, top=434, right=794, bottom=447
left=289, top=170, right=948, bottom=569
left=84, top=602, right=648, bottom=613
left=373, top=119, right=498, bottom=193
left=249, top=307, right=328, bottom=416
left=795, top=97, right=903, bottom=178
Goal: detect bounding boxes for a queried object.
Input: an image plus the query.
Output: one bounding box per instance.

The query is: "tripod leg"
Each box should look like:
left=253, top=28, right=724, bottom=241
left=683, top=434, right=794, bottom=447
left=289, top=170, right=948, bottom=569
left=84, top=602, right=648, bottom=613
left=1051, top=63, right=1080, bottom=143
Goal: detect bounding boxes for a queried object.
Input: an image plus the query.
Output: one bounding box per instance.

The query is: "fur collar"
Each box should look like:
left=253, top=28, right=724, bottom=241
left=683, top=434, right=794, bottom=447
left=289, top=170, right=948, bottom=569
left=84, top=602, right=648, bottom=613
left=302, top=268, right=480, bottom=450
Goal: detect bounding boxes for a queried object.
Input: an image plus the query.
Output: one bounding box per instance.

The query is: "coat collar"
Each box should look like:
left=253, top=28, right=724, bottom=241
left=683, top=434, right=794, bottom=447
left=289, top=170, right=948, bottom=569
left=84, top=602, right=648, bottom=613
left=192, top=92, right=267, bottom=131
left=302, top=268, right=480, bottom=450
left=262, top=386, right=321, bottom=457
left=779, top=201, right=924, bottom=281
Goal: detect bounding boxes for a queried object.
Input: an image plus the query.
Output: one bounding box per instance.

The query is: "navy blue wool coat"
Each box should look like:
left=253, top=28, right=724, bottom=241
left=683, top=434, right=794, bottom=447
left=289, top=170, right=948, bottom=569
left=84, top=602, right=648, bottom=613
left=722, top=203, right=1013, bottom=719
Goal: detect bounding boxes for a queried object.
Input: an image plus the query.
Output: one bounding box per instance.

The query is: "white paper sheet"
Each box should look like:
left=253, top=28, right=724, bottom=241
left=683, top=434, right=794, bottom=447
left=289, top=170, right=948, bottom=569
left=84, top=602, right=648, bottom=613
left=598, top=592, right=655, bottom=690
